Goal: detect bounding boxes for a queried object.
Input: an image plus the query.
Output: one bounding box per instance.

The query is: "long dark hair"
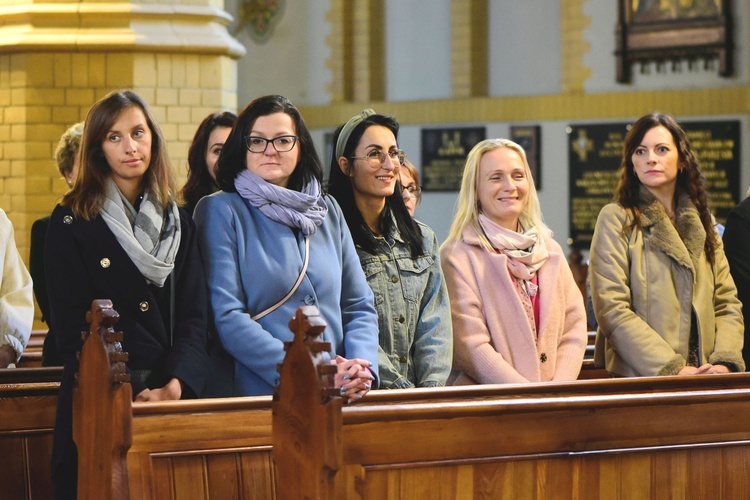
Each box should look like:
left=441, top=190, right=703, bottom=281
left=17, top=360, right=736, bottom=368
left=615, top=112, right=717, bottom=264
left=327, top=113, right=423, bottom=257
left=180, top=111, right=236, bottom=213
left=63, top=90, right=173, bottom=219
left=215, top=95, right=323, bottom=193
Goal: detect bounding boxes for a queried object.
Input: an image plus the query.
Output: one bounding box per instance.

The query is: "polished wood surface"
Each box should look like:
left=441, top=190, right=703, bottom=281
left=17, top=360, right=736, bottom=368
left=65, top=303, right=750, bottom=499
left=272, top=306, right=341, bottom=499
left=0, top=366, right=60, bottom=499
left=73, top=299, right=132, bottom=500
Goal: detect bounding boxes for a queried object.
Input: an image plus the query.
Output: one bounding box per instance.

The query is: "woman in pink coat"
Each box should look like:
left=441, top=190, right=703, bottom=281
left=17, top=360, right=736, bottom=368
left=440, top=139, right=587, bottom=384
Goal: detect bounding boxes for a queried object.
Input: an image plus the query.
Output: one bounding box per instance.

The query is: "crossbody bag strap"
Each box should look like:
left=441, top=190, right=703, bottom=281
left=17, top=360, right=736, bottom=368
left=251, top=236, right=310, bottom=321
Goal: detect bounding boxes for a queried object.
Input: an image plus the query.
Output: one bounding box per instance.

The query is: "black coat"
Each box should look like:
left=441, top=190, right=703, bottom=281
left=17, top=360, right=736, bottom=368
left=723, top=196, right=750, bottom=366
left=46, top=203, right=210, bottom=498
left=30, top=215, right=63, bottom=366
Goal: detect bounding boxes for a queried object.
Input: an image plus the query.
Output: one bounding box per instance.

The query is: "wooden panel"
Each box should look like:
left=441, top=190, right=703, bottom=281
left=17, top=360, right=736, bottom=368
left=172, top=455, right=207, bottom=499
left=205, top=454, right=240, bottom=500
left=652, top=449, right=687, bottom=499
left=0, top=436, right=26, bottom=500
left=239, top=451, right=276, bottom=499
left=620, top=453, right=651, bottom=499
left=722, top=446, right=750, bottom=498
left=27, top=433, right=54, bottom=500
left=150, top=457, right=175, bottom=500
left=689, top=447, right=722, bottom=498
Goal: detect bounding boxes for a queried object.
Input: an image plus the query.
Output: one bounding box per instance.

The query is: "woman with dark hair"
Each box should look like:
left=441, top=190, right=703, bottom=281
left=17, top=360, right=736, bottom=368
left=328, top=109, right=452, bottom=389
left=590, top=112, right=744, bottom=377
left=46, top=90, right=210, bottom=498
left=194, top=95, right=378, bottom=399
left=180, top=111, right=236, bottom=214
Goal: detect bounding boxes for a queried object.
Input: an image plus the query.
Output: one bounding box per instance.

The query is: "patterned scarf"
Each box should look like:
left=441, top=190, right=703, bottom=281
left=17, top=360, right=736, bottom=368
left=100, top=178, right=181, bottom=287
left=234, top=169, right=328, bottom=236
left=478, top=214, right=549, bottom=296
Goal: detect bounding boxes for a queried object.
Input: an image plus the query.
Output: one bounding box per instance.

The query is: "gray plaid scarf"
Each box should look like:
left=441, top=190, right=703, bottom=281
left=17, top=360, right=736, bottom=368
left=100, top=178, right=181, bottom=287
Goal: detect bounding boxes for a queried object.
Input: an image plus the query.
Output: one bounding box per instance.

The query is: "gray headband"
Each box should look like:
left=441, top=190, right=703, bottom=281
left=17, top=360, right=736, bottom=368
left=335, top=108, right=376, bottom=161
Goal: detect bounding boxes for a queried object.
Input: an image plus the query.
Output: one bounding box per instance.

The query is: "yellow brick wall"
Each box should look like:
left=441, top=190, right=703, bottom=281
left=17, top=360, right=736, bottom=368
left=0, top=49, right=238, bottom=329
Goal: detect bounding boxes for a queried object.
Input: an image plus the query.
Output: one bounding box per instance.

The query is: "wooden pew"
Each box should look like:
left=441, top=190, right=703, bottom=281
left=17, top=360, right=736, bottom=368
left=74, top=302, right=750, bottom=499
left=17, top=329, right=48, bottom=367
left=0, top=366, right=62, bottom=499
left=276, top=307, right=750, bottom=499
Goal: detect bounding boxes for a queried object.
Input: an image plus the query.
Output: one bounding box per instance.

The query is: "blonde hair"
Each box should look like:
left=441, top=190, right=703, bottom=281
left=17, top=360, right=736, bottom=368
left=444, top=138, right=544, bottom=252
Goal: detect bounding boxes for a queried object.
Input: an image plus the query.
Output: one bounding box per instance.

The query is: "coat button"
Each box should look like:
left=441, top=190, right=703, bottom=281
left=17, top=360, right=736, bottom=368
left=304, top=295, right=315, bottom=305
left=390, top=276, right=399, bottom=283
left=398, top=356, right=407, bottom=363
left=540, top=353, right=547, bottom=363
left=63, top=215, right=73, bottom=224
left=398, top=315, right=405, bottom=324
left=139, top=301, right=149, bottom=312
left=100, top=258, right=111, bottom=268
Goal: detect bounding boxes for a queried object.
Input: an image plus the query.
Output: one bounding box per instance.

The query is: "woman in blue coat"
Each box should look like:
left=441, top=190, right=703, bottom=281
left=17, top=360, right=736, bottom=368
left=46, top=90, right=210, bottom=499
left=194, top=95, right=378, bottom=400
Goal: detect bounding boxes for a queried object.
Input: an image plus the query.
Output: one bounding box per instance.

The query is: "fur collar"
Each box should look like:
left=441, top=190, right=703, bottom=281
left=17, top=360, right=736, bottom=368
left=637, top=186, right=705, bottom=271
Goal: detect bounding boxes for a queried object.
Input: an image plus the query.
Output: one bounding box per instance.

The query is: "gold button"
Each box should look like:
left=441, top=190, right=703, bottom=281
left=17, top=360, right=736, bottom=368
left=100, top=258, right=111, bottom=268
left=139, top=301, right=149, bottom=312
left=63, top=215, right=73, bottom=224
left=390, top=276, right=399, bottom=283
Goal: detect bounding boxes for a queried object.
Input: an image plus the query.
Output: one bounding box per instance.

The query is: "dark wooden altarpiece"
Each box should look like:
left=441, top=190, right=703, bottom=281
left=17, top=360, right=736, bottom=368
left=616, top=0, right=733, bottom=82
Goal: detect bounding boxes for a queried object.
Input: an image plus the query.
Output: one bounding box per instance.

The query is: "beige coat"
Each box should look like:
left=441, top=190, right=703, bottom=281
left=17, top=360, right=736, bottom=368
left=590, top=190, right=745, bottom=376
left=441, top=225, right=587, bottom=384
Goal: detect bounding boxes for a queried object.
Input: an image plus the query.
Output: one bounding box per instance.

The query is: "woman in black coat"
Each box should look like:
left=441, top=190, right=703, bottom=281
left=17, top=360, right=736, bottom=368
left=46, top=90, right=210, bottom=499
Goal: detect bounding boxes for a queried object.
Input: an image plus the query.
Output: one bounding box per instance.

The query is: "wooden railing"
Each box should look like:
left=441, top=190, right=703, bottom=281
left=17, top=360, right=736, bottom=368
left=64, top=302, right=750, bottom=499
left=0, top=366, right=61, bottom=499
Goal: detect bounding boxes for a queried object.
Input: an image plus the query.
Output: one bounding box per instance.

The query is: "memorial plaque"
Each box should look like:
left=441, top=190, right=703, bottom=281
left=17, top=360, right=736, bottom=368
left=681, top=120, right=741, bottom=225
left=568, top=123, right=629, bottom=249
left=510, top=125, right=541, bottom=189
left=568, top=120, right=741, bottom=249
left=421, top=127, right=485, bottom=191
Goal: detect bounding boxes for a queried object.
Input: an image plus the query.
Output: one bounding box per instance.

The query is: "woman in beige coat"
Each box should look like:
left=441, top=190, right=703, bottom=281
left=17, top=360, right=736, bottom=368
left=590, top=113, right=744, bottom=377
left=441, top=139, right=587, bottom=384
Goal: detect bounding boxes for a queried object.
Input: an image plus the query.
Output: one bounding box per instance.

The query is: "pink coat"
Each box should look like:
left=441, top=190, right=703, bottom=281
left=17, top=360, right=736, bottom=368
left=440, top=225, right=587, bottom=384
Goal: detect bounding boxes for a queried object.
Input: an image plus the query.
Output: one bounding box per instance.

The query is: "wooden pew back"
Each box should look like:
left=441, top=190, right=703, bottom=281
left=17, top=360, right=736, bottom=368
left=0, top=366, right=61, bottom=499
left=72, top=303, right=750, bottom=499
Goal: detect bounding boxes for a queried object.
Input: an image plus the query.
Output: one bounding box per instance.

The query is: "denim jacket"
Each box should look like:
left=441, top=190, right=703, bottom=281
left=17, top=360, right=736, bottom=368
left=357, top=219, right=452, bottom=388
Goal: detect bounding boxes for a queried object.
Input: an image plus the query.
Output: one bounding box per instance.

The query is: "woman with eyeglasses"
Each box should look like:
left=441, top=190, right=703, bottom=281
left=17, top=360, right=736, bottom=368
left=194, top=95, right=378, bottom=400
left=399, top=158, right=422, bottom=216
left=328, top=109, right=452, bottom=389
left=441, top=139, right=587, bottom=384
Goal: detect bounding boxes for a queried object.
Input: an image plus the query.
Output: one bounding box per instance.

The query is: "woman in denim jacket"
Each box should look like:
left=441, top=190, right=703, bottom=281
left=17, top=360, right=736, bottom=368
left=328, top=109, right=452, bottom=389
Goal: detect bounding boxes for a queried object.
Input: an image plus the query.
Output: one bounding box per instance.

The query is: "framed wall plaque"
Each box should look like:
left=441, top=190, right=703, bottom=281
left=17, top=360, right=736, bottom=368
left=421, top=127, right=485, bottom=191
left=616, top=0, right=733, bottom=83
left=510, top=125, right=541, bottom=190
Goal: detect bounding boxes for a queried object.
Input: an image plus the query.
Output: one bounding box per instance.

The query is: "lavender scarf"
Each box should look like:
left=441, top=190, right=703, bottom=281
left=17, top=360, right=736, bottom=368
left=234, top=169, right=328, bottom=236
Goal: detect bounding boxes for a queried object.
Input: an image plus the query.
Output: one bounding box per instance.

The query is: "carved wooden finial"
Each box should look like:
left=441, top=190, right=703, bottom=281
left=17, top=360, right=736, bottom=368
left=74, top=300, right=132, bottom=500
left=273, top=306, right=342, bottom=499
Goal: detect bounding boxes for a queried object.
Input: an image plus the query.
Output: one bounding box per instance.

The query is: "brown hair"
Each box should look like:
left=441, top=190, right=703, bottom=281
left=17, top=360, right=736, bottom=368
left=63, top=90, right=174, bottom=219
left=615, top=112, right=716, bottom=264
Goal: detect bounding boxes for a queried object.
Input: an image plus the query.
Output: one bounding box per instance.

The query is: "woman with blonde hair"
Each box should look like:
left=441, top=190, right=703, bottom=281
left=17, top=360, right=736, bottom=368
left=441, top=138, right=587, bottom=384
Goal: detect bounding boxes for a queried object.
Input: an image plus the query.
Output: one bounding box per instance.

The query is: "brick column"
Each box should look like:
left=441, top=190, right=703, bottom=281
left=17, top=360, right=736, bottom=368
left=0, top=1, right=244, bottom=327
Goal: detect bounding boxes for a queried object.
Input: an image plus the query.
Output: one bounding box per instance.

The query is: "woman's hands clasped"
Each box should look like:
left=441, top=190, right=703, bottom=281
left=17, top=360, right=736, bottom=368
left=333, top=355, right=374, bottom=403
left=677, top=363, right=730, bottom=376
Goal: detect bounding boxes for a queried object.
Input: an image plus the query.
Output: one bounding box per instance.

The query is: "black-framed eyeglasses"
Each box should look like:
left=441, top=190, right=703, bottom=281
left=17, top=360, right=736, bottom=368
left=244, top=135, right=298, bottom=153
left=403, top=184, right=422, bottom=198
left=350, top=149, right=406, bottom=169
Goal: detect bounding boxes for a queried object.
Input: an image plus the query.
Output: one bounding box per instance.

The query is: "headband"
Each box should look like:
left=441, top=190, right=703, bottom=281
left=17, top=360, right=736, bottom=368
left=335, top=108, right=376, bottom=161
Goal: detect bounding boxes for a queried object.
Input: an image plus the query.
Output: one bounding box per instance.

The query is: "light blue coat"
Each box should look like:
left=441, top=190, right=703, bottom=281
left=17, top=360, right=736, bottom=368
left=195, top=191, right=379, bottom=396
